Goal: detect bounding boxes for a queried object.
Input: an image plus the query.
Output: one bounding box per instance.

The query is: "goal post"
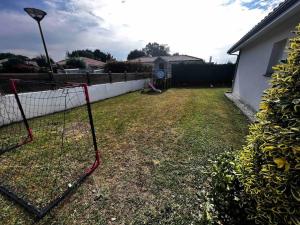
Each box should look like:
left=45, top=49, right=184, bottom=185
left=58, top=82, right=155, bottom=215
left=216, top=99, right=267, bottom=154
left=0, top=80, right=33, bottom=155
left=0, top=79, right=100, bottom=219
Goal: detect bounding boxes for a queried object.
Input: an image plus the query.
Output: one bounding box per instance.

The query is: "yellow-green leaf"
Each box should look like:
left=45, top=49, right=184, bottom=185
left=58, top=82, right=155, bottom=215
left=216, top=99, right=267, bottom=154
left=273, top=158, right=286, bottom=169
left=264, top=146, right=276, bottom=151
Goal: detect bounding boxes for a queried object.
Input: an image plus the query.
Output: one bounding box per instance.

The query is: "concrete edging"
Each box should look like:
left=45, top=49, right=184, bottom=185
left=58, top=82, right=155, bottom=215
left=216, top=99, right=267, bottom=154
left=225, top=92, right=257, bottom=123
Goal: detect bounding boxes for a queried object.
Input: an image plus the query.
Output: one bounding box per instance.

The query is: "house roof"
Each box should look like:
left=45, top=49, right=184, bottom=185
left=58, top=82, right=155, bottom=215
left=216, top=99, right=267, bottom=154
left=128, top=55, right=203, bottom=63
left=57, top=57, right=106, bottom=67
left=0, top=58, right=9, bottom=64
left=228, top=0, right=300, bottom=54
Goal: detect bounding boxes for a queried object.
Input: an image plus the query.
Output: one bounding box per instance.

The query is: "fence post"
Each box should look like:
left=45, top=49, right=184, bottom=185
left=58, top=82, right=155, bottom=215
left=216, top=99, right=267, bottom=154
left=124, top=70, right=127, bottom=82
left=108, top=71, right=112, bottom=83
left=86, top=72, right=91, bottom=85
left=48, top=71, right=55, bottom=82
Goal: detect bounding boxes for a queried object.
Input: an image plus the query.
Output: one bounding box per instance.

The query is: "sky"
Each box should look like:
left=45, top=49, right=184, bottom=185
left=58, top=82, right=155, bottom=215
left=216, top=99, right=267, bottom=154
left=0, top=0, right=284, bottom=63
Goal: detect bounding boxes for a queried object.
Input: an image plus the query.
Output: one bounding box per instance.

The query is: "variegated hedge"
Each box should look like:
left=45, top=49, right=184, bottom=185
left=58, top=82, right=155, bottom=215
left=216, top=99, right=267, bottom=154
left=237, top=24, right=300, bottom=224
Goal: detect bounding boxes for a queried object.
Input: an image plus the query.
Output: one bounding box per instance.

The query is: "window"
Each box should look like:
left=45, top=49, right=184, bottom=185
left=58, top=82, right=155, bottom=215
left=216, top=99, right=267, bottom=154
left=265, top=39, right=287, bottom=77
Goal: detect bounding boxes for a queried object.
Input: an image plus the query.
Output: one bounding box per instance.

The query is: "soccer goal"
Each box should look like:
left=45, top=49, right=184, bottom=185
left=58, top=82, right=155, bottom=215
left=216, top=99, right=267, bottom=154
left=0, top=79, right=100, bottom=219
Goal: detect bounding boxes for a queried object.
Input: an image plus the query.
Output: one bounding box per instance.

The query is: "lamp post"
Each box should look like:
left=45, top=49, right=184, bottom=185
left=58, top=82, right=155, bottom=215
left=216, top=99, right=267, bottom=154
left=24, top=8, right=54, bottom=81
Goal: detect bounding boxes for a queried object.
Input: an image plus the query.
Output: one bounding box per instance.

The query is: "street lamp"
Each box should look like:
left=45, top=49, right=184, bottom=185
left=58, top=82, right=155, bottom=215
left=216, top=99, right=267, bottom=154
left=24, top=8, right=54, bottom=80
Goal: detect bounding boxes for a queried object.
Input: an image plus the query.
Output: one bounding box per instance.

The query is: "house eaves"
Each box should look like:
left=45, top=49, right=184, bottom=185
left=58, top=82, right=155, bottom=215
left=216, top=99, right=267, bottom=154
left=228, top=0, right=300, bottom=54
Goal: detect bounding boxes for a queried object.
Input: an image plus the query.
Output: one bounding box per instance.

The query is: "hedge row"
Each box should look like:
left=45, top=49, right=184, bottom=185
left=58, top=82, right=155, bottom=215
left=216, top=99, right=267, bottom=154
left=205, top=24, right=300, bottom=225
left=104, top=61, right=152, bottom=73
left=236, top=24, right=300, bottom=225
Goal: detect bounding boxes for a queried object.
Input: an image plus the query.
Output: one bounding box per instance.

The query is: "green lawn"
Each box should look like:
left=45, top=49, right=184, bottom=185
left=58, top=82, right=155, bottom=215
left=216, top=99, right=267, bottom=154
left=0, top=88, right=249, bottom=224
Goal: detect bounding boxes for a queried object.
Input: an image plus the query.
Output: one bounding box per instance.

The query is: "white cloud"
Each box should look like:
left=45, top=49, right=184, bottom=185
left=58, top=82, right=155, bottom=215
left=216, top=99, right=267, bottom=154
left=62, top=0, right=281, bottom=62
left=0, top=0, right=284, bottom=62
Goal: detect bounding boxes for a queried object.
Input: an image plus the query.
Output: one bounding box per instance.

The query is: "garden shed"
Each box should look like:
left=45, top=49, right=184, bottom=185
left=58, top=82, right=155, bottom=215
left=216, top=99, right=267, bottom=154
left=129, top=55, right=203, bottom=79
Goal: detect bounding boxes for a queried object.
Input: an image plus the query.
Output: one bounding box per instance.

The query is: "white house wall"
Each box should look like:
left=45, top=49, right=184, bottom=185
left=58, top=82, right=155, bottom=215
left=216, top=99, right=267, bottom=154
left=1, top=79, right=148, bottom=125
left=233, top=14, right=300, bottom=111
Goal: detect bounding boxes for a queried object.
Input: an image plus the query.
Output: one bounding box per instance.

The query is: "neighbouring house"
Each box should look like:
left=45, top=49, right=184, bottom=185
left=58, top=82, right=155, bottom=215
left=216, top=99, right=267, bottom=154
left=227, top=0, right=300, bottom=114
left=57, top=57, right=106, bottom=73
left=128, top=55, right=204, bottom=78
left=0, top=59, right=8, bottom=70
left=25, top=60, right=39, bottom=68
left=0, top=58, right=9, bottom=65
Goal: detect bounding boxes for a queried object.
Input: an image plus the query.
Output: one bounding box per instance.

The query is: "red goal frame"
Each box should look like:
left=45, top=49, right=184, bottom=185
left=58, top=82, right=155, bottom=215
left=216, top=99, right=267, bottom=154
left=0, top=79, right=100, bottom=219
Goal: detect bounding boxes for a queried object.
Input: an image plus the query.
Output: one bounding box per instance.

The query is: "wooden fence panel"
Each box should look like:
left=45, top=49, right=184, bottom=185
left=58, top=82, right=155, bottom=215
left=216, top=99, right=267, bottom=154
left=87, top=74, right=109, bottom=85
left=0, top=73, right=151, bottom=83
left=0, top=72, right=151, bottom=93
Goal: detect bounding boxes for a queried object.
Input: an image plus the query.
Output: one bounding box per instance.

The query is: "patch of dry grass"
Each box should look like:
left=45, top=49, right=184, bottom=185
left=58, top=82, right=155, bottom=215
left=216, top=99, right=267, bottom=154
left=0, top=88, right=249, bottom=224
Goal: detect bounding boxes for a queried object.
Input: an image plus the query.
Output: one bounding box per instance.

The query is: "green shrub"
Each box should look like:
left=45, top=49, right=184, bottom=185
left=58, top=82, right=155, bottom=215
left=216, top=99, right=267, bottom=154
left=237, top=24, right=300, bottom=225
left=210, top=151, right=256, bottom=225
left=104, top=61, right=151, bottom=73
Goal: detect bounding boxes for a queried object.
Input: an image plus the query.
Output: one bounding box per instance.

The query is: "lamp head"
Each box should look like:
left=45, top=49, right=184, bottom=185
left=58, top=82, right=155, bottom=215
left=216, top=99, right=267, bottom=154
left=24, top=8, right=47, bottom=22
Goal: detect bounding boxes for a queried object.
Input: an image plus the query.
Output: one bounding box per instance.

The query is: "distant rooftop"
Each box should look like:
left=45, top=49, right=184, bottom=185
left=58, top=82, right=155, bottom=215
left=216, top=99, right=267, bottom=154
left=57, top=57, right=106, bottom=68
left=128, top=55, right=203, bottom=63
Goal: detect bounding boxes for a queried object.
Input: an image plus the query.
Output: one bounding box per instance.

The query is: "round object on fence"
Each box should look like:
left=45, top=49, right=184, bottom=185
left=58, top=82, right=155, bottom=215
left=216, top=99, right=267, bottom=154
left=155, top=70, right=165, bottom=79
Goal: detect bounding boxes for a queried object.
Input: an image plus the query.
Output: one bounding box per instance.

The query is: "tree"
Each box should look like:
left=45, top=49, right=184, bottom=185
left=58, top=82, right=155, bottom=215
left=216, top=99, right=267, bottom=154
left=142, top=42, right=170, bottom=57
left=106, top=53, right=115, bottom=62
left=67, top=49, right=94, bottom=59
left=237, top=24, right=300, bottom=225
left=33, top=55, right=54, bottom=67
left=0, top=52, right=28, bottom=61
left=66, top=49, right=115, bottom=62
left=93, top=49, right=107, bottom=62
left=65, top=58, right=86, bottom=69
left=173, top=52, right=180, bottom=56
left=127, top=49, right=146, bottom=60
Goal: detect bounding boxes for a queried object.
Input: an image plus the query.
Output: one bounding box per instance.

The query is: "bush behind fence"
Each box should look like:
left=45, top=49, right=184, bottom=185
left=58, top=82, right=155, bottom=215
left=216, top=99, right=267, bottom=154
left=104, top=62, right=152, bottom=73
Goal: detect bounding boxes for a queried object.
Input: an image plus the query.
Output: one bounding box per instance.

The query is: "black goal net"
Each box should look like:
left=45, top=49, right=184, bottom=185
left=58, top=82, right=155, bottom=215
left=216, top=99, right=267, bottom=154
left=0, top=79, right=100, bottom=219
